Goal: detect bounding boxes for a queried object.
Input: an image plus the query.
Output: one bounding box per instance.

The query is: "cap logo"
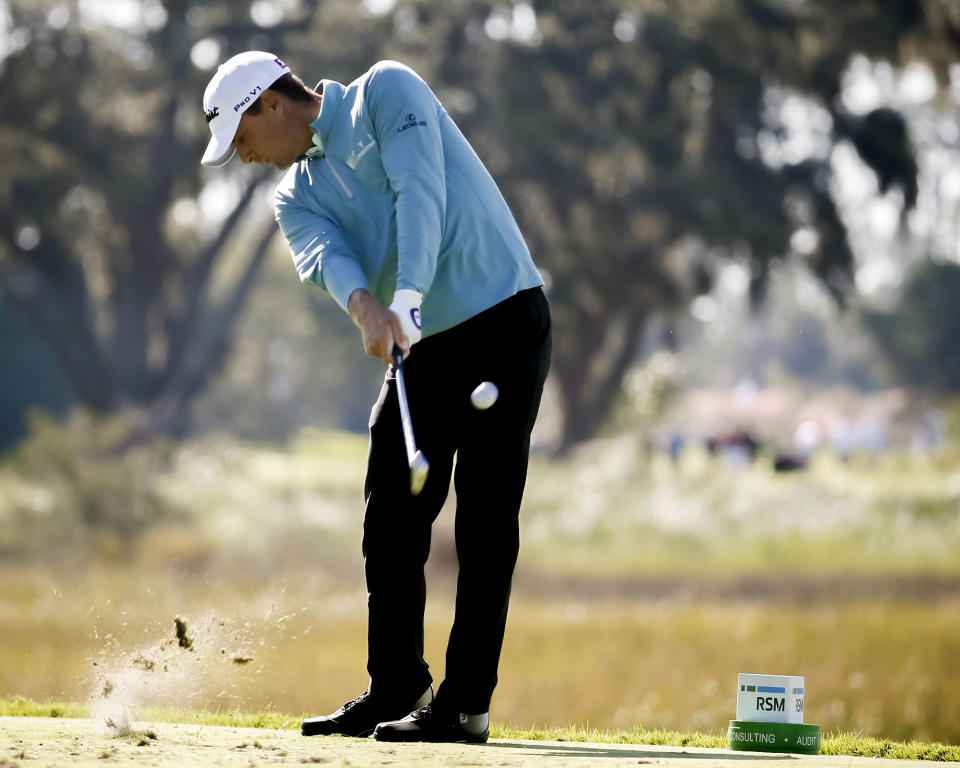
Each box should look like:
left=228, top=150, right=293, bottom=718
left=275, top=57, right=287, bottom=68
left=204, top=106, right=220, bottom=123
left=234, top=85, right=263, bottom=112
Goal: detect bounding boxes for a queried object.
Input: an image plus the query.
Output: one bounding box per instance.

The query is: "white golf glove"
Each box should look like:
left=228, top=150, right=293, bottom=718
left=389, top=289, right=423, bottom=349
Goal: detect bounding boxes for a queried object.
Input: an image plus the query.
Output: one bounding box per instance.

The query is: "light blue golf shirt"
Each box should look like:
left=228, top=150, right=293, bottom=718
left=273, top=60, right=543, bottom=338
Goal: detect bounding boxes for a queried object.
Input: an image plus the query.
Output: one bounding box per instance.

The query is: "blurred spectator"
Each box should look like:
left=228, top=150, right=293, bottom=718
left=794, top=419, right=822, bottom=459
left=830, top=418, right=855, bottom=462
left=773, top=453, right=807, bottom=472
left=705, top=429, right=760, bottom=467
left=668, top=431, right=686, bottom=464
left=857, top=412, right=888, bottom=458
left=911, top=409, right=944, bottom=457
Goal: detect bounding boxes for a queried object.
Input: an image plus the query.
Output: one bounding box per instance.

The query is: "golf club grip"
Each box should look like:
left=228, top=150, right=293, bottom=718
left=392, top=347, right=418, bottom=465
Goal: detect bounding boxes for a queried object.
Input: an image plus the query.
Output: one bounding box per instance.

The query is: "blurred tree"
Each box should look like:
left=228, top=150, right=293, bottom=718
left=862, top=260, right=960, bottom=392
left=0, top=302, right=73, bottom=452
left=0, top=0, right=332, bottom=438
left=188, top=246, right=386, bottom=442
left=2, top=0, right=959, bottom=453
left=780, top=312, right=830, bottom=381
left=401, top=0, right=956, bottom=451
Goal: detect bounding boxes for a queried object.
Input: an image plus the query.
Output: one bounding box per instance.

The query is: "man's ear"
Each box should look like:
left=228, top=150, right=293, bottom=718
left=259, top=89, right=281, bottom=113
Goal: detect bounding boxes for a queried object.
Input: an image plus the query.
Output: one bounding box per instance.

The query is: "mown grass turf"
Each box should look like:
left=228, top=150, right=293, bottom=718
left=3, top=698, right=959, bottom=761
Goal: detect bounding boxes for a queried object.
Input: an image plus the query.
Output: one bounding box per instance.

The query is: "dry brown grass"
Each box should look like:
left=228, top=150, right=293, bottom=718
left=2, top=428, right=959, bottom=745
left=1, top=564, right=958, bottom=745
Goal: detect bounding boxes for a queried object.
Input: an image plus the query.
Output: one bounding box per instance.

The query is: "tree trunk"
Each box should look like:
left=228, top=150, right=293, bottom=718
left=1, top=243, right=115, bottom=410
left=553, top=307, right=646, bottom=455
left=148, top=222, right=278, bottom=437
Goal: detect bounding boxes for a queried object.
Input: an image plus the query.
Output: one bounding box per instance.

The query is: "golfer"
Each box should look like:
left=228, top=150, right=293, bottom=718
left=201, top=52, right=551, bottom=743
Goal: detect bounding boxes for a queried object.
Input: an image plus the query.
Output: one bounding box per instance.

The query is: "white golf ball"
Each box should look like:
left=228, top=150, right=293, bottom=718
left=470, top=381, right=499, bottom=410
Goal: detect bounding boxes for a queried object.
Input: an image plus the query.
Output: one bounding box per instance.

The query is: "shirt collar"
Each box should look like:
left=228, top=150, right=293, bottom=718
left=305, top=79, right=341, bottom=159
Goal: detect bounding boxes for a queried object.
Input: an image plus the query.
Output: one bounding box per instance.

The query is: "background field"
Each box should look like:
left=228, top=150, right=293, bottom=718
left=1, top=427, right=958, bottom=745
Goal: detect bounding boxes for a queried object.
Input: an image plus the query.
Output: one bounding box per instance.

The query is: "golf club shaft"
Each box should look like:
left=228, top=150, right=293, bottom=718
left=392, top=347, right=418, bottom=467
left=392, top=347, right=430, bottom=495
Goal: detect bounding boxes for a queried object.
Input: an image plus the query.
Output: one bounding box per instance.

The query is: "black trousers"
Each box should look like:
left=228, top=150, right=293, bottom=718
left=362, top=287, right=551, bottom=714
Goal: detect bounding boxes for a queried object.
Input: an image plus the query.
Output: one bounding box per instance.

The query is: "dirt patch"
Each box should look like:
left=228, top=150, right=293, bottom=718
left=0, top=717, right=952, bottom=768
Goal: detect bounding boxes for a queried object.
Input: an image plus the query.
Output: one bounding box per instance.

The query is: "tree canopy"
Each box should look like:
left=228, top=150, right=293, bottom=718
left=863, top=260, right=960, bottom=392
left=2, top=0, right=958, bottom=452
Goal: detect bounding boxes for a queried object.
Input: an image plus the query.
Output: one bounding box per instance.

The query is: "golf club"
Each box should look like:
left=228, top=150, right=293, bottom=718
left=392, top=346, right=430, bottom=495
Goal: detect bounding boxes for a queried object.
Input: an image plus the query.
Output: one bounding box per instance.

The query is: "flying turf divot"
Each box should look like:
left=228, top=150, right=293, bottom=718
left=728, top=673, right=821, bottom=755
left=90, top=616, right=260, bottom=737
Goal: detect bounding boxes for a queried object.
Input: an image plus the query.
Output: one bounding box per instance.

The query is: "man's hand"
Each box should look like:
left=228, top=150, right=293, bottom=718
left=388, top=289, right=423, bottom=348
left=348, top=289, right=408, bottom=364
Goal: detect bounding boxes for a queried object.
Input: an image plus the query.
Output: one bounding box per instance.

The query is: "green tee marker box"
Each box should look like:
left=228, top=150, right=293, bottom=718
left=730, top=673, right=820, bottom=754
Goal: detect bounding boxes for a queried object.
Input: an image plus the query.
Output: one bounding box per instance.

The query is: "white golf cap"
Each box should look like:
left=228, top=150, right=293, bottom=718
left=201, top=51, right=291, bottom=167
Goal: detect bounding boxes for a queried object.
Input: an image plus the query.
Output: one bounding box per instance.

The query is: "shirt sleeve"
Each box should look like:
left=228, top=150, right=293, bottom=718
left=274, top=193, right=369, bottom=314
left=365, top=62, right=446, bottom=296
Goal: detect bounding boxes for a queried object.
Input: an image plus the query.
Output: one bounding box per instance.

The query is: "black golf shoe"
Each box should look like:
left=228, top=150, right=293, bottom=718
left=373, top=703, right=489, bottom=743
left=301, top=686, right=433, bottom=737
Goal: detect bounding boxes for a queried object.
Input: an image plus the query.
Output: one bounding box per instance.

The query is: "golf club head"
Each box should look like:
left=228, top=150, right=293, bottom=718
left=409, top=450, right=430, bottom=496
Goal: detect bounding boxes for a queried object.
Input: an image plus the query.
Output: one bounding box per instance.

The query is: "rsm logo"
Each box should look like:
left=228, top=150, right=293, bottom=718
left=756, top=696, right=785, bottom=712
